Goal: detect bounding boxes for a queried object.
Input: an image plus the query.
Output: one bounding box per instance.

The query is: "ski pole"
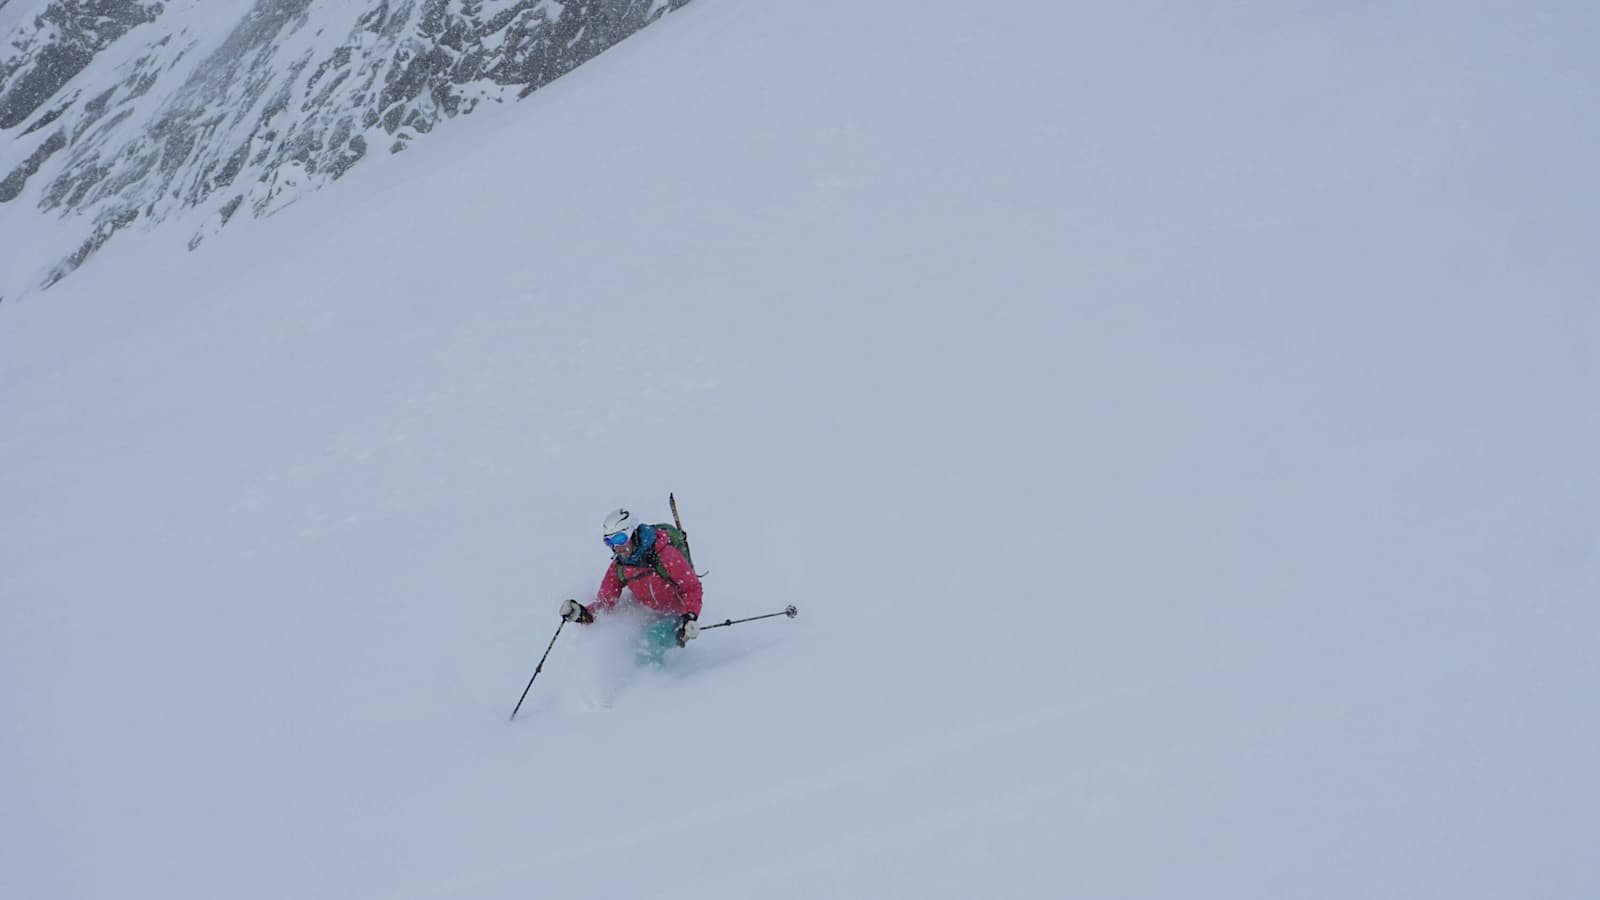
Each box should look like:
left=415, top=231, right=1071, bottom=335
left=508, top=618, right=565, bottom=722
left=698, top=605, right=799, bottom=631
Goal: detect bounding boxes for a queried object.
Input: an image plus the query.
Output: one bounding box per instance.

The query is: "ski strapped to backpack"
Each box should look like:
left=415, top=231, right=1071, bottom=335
left=669, top=492, right=696, bottom=570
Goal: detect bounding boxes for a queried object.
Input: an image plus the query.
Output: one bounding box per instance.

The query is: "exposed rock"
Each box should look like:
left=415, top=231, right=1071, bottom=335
left=0, top=130, right=67, bottom=202
left=0, top=1, right=165, bottom=130
left=2, top=0, right=695, bottom=291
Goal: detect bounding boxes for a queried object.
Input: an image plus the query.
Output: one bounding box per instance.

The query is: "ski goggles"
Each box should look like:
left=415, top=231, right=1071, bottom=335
left=603, top=530, right=629, bottom=548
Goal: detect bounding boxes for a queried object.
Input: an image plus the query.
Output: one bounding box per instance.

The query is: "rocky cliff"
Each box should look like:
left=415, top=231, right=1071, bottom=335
left=0, top=0, right=690, bottom=293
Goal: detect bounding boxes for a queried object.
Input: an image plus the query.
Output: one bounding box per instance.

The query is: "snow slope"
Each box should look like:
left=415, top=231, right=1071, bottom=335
left=3, top=1, right=1597, bottom=897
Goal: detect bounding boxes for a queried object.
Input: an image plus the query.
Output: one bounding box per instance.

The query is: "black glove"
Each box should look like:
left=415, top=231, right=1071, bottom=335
left=675, top=613, right=700, bottom=647
left=559, top=599, right=595, bottom=624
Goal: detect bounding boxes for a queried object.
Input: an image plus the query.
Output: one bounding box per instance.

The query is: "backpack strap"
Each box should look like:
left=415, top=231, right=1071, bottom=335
left=644, top=542, right=681, bottom=589
left=614, top=554, right=678, bottom=589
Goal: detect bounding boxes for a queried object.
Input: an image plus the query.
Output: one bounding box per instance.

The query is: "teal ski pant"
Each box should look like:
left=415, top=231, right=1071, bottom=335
left=635, top=616, right=681, bottom=667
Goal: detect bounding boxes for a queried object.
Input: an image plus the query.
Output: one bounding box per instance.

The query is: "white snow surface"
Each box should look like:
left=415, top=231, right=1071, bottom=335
left=3, top=1, right=1598, bottom=898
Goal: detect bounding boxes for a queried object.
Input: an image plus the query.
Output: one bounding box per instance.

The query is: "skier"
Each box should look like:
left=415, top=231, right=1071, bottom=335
left=559, top=507, right=703, bottom=666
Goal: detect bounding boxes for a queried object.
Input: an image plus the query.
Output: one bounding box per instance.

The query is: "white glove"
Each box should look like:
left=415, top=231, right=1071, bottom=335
left=559, top=599, right=593, bottom=623
left=675, top=614, right=700, bottom=646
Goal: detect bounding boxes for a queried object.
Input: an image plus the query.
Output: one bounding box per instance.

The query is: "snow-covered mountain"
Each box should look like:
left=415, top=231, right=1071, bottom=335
left=0, top=0, right=688, bottom=296
left=2, top=1, right=1596, bottom=898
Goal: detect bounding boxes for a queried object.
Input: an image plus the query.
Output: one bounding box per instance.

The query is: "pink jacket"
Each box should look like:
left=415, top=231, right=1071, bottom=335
left=594, top=529, right=703, bottom=618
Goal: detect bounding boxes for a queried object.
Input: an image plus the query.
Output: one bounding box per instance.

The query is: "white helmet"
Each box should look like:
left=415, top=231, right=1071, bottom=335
left=602, top=507, right=634, bottom=539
